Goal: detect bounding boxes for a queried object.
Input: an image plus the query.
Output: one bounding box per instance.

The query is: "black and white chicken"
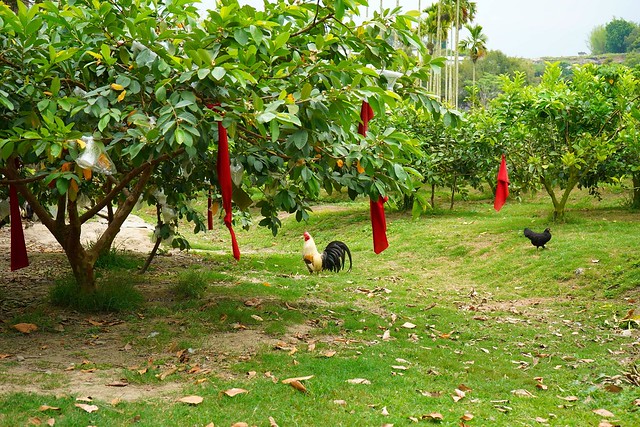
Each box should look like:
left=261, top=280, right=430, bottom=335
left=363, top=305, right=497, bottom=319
left=524, top=227, right=552, bottom=249
left=302, top=231, right=352, bottom=273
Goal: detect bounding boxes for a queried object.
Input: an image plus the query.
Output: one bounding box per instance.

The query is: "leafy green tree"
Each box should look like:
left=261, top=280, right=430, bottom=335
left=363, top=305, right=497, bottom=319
left=605, top=18, right=637, bottom=53
left=0, top=0, right=443, bottom=294
left=588, top=24, right=607, bottom=55
left=491, top=63, right=626, bottom=220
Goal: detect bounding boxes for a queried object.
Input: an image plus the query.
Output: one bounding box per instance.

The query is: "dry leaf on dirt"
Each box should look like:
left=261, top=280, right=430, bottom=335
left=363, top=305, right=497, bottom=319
left=281, top=375, right=314, bottom=384
left=178, top=395, right=203, bottom=405
left=74, top=403, right=99, bottom=413
left=0, top=353, right=11, bottom=359
left=593, top=408, right=615, bottom=417
left=346, top=378, right=371, bottom=385
left=106, top=380, right=128, bottom=387
left=223, top=388, right=249, bottom=397
left=38, top=406, right=60, bottom=412
left=13, top=323, right=38, bottom=334
left=288, top=380, right=307, bottom=393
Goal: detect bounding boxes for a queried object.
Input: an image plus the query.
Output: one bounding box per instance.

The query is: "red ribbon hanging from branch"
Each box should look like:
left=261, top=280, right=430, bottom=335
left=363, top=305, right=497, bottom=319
left=217, top=121, right=240, bottom=261
left=493, top=154, right=509, bottom=212
left=358, top=100, right=389, bottom=254
left=9, top=184, right=29, bottom=271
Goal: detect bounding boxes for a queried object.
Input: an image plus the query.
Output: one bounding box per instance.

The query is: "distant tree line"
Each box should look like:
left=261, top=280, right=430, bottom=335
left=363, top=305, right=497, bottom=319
left=589, top=18, right=640, bottom=55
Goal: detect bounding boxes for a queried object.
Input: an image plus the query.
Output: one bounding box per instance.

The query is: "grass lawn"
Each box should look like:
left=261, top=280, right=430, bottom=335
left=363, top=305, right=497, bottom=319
left=0, top=186, right=639, bottom=426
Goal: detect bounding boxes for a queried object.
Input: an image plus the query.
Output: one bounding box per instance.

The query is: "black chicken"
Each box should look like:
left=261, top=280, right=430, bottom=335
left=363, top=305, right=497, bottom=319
left=524, top=228, right=552, bottom=249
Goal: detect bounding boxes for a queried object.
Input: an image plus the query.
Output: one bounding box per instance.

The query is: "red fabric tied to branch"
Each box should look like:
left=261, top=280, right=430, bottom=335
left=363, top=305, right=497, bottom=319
left=358, top=100, right=389, bottom=254
left=207, top=189, right=213, bottom=231
left=493, top=154, right=509, bottom=212
left=217, top=121, right=240, bottom=260
left=9, top=185, right=29, bottom=271
left=370, top=196, right=389, bottom=254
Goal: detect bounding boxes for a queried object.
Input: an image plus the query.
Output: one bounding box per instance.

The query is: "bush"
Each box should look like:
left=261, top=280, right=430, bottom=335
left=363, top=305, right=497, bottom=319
left=171, top=270, right=208, bottom=300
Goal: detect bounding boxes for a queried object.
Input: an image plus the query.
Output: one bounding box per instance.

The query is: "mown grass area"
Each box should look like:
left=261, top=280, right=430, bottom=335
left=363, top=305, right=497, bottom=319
left=1, top=186, right=639, bottom=426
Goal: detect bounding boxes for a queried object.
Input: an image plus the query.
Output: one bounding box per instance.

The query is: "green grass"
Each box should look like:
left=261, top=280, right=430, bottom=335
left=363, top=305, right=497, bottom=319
left=1, top=186, right=640, bottom=426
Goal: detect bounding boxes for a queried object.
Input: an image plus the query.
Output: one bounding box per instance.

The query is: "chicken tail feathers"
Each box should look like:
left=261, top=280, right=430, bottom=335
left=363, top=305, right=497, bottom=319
left=322, top=241, right=352, bottom=273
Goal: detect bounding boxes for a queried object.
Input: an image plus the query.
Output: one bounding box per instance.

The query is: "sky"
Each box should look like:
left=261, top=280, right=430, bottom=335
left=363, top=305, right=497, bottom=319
left=197, top=1, right=640, bottom=59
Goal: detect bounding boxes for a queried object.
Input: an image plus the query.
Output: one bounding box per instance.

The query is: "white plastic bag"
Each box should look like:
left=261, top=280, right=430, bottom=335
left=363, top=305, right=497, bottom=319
left=76, top=136, right=116, bottom=175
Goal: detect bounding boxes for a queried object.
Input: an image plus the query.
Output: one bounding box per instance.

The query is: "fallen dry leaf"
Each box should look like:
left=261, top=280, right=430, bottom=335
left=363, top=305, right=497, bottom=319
left=382, top=330, right=391, bottom=340
left=269, top=416, right=279, bottom=427
left=592, top=408, right=615, bottom=418
left=74, top=403, right=99, bottom=413
left=535, top=417, right=548, bottom=423
left=598, top=422, right=617, bottom=427
left=391, top=365, right=408, bottom=371
left=281, top=375, right=314, bottom=384
left=604, top=384, right=622, bottom=393
left=288, top=380, right=307, bottom=393
left=106, top=380, right=128, bottom=387
left=346, top=378, right=371, bottom=385
left=422, top=412, right=444, bottom=421
left=0, top=353, right=11, bottom=359
left=13, top=323, right=38, bottom=334
left=231, top=423, right=249, bottom=427
left=461, top=413, right=474, bottom=421
left=333, top=399, right=346, bottom=406
left=28, top=417, right=41, bottom=425
left=322, top=350, right=336, bottom=358
left=381, top=406, right=389, bottom=416
left=511, top=389, right=536, bottom=398
left=46, top=419, right=54, bottom=426
left=178, top=395, right=203, bottom=405
left=401, top=322, right=416, bottom=329
left=452, top=388, right=466, bottom=402
left=557, top=395, right=579, bottom=401
left=38, top=406, right=60, bottom=412
left=457, top=384, right=472, bottom=392
left=223, top=388, right=249, bottom=397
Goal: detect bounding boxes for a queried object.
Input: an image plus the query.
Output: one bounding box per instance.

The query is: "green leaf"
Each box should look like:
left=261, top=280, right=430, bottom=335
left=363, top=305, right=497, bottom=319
left=98, top=114, right=111, bottom=132
left=211, top=66, right=226, bottom=80
left=0, top=141, right=15, bottom=160
left=155, top=85, right=167, bottom=102
left=291, top=130, right=308, bottom=150
left=234, top=28, right=249, bottom=46
left=50, top=77, right=61, bottom=96
left=197, top=68, right=211, bottom=80
left=301, top=83, right=312, bottom=100
left=56, top=177, right=69, bottom=195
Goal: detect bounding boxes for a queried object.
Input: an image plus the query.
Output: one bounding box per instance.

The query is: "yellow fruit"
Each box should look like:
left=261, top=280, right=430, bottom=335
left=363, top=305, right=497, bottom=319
left=336, top=159, right=344, bottom=168
left=110, top=83, right=124, bottom=91
left=356, top=160, right=365, bottom=174
left=117, top=90, right=127, bottom=102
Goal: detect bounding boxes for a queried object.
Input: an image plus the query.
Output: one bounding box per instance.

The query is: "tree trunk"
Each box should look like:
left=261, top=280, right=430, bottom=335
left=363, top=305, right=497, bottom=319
left=450, top=173, right=457, bottom=210
left=430, top=183, right=436, bottom=209
left=632, top=173, right=640, bottom=209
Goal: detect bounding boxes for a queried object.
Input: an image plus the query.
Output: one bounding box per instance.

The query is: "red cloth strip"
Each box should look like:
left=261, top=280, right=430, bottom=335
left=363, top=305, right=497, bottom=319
left=370, top=196, right=389, bottom=254
left=358, top=100, right=389, bottom=254
left=493, top=154, right=509, bottom=212
left=9, top=185, right=29, bottom=271
left=217, top=121, right=240, bottom=260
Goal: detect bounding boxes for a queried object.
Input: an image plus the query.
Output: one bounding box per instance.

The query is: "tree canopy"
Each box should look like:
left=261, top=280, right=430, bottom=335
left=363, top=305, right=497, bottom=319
left=0, top=0, right=450, bottom=293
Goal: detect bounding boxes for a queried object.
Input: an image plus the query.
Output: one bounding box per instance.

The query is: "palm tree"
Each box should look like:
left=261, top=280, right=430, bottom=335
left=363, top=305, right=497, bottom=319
left=420, top=1, right=477, bottom=105
left=459, top=23, right=488, bottom=88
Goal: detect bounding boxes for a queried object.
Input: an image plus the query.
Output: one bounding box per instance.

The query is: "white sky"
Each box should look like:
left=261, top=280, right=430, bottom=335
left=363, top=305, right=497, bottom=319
left=197, top=0, right=640, bottom=58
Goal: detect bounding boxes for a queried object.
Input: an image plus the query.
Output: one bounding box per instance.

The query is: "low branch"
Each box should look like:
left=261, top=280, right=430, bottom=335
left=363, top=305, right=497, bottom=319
left=79, top=148, right=184, bottom=224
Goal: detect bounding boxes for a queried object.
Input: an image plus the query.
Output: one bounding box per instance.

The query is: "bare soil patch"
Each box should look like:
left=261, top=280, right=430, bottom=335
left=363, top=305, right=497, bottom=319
left=0, top=217, right=308, bottom=402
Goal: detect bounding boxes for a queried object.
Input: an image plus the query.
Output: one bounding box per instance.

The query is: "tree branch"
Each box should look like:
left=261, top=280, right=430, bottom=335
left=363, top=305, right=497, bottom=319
left=79, top=148, right=184, bottom=224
